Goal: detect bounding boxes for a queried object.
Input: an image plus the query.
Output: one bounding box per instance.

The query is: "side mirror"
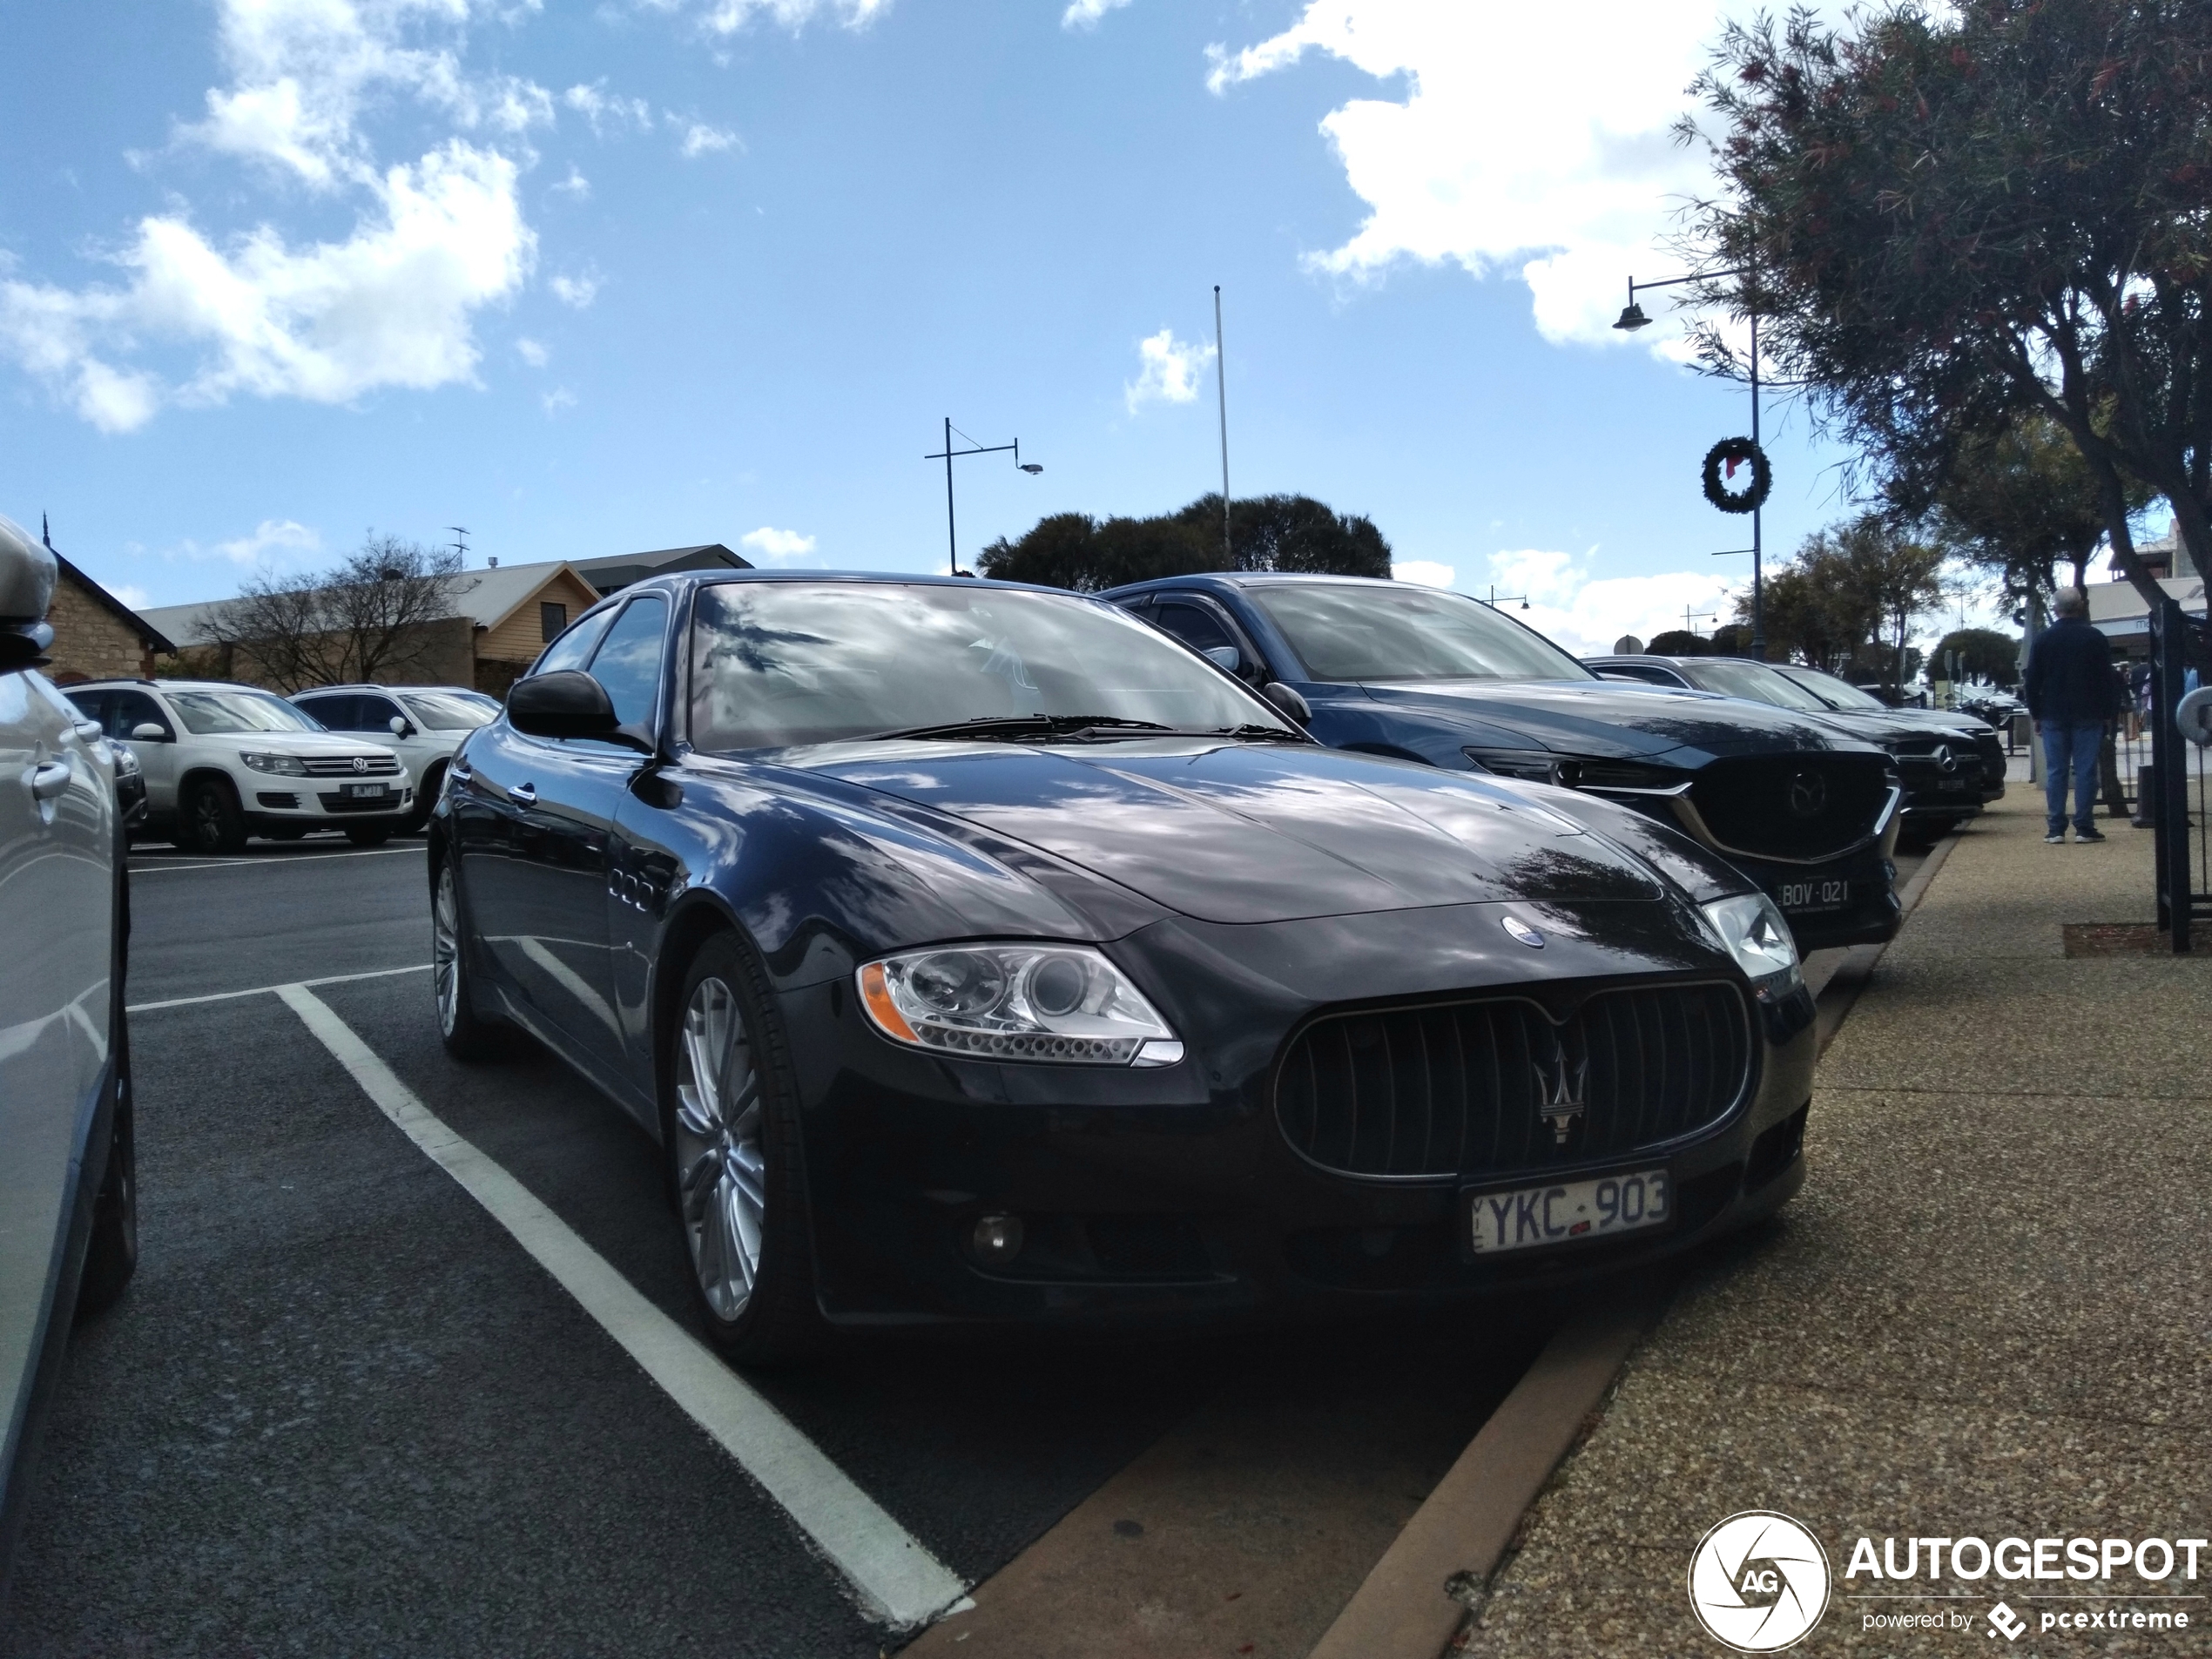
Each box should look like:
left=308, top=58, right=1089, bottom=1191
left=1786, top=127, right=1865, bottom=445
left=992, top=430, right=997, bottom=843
left=507, top=671, right=650, bottom=750
left=1262, top=682, right=1312, bottom=726
left=0, top=513, right=57, bottom=672
left=1202, top=645, right=1243, bottom=675
left=131, top=723, right=171, bottom=742
left=388, top=714, right=416, bottom=738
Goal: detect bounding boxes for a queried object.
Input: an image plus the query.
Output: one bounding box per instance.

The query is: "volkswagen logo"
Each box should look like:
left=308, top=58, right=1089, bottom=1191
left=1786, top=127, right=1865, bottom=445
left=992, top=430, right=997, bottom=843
left=1784, top=770, right=1827, bottom=819
left=352, top=756, right=369, bottom=773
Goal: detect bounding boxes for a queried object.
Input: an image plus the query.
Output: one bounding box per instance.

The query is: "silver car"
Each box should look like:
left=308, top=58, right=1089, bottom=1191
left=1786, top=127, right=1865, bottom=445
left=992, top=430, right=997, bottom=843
left=0, top=512, right=136, bottom=1588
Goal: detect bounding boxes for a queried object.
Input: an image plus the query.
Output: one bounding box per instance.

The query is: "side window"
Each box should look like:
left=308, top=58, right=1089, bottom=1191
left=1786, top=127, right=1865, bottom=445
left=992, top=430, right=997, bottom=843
left=586, top=596, right=671, bottom=730
left=1154, top=600, right=1237, bottom=656
left=110, top=690, right=172, bottom=739
left=296, top=693, right=355, bottom=730
left=358, top=694, right=404, bottom=732
left=64, top=690, right=108, bottom=729
left=531, top=608, right=616, bottom=678
left=1604, top=664, right=1675, bottom=687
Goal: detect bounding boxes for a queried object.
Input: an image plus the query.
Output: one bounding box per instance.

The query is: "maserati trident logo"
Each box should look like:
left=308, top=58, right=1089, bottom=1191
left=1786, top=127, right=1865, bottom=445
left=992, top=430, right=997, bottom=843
left=352, top=756, right=369, bottom=773
left=1785, top=770, right=1827, bottom=818
left=1531, top=1040, right=1588, bottom=1145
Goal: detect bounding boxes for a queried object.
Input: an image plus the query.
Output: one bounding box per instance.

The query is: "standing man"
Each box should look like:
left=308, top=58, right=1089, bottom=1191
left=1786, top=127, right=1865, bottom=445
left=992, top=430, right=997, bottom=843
left=2022, top=587, right=2119, bottom=844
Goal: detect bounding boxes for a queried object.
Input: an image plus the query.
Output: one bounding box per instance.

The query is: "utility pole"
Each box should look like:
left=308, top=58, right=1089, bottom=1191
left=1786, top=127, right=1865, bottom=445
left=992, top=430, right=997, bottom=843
left=447, top=526, right=470, bottom=564
left=925, top=421, right=1041, bottom=577
left=1215, top=286, right=1231, bottom=566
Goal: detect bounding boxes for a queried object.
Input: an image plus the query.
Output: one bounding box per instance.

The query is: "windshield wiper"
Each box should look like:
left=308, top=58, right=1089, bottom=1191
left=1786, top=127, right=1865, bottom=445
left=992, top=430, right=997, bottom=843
left=867, top=714, right=1175, bottom=742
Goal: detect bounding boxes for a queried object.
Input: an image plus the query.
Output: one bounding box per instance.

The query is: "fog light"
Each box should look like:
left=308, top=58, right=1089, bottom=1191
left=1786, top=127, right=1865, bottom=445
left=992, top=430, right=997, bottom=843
left=971, top=1213, right=1024, bottom=1262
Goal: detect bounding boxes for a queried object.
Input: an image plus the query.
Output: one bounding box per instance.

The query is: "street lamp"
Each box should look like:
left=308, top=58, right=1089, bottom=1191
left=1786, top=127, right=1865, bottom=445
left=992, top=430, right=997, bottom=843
left=1483, top=585, right=1530, bottom=611
left=1615, top=266, right=1768, bottom=660
left=925, top=418, right=1042, bottom=577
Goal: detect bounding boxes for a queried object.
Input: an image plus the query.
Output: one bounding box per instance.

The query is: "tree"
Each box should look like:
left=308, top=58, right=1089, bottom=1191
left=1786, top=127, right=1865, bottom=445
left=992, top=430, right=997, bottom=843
left=1923, top=410, right=2149, bottom=596
left=196, top=535, right=466, bottom=691
left=1679, top=0, right=2212, bottom=610
left=1736, top=513, right=1945, bottom=685
left=978, top=494, right=1391, bottom=590
left=1932, top=626, right=2023, bottom=686
left=1646, top=630, right=1713, bottom=655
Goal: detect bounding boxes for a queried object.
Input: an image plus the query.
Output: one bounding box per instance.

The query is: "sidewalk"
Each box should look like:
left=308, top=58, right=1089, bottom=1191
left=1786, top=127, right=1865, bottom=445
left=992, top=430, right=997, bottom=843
left=1458, top=793, right=2212, bottom=1655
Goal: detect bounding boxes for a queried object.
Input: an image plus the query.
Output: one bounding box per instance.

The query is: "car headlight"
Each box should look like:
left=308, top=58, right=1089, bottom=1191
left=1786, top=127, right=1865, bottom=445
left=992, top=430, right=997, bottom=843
left=241, top=752, right=309, bottom=776
left=1464, top=749, right=1683, bottom=792
left=1700, top=893, right=1802, bottom=1000
left=857, top=943, right=1182, bottom=1066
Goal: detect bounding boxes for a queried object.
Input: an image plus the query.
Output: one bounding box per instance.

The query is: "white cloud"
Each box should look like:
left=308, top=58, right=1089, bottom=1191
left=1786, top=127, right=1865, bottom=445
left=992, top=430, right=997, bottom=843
left=739, top=525, right=818, bottom=563
left=1478, top=547, right=1743, bottom=657
left=1062, top=0, right=1132, bottom=29
left=563, top=81, right=654, bottom=134
left=698, top=0, right=892, bottom=35
left=542, top=385, right=577, bottom=415
left=110, top=583, right=152, bottom=608
left=1207, top=1, right=1738, bottom=350
left=550, top=165, right=591, bottom=199
left=1123, top=327, right=1214, bottom=413
left=0, top=0, right=537, bottom=430
left=516, top=336, right=548, bottom=366
left=678, top=123, right=741, bottom=158
left=1392, top=560, right=1453, bottom=588
left=212, top=518, right=322, bottom=565
left=549, top=272, right=600, bottom=308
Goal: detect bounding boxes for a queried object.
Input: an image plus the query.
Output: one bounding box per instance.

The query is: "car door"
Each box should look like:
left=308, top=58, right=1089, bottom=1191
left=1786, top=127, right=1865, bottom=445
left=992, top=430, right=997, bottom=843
left=1149, top=595, right=1264, bottom=684
left=469, top=598, right=664, bottom=1088
left=105, top=688, right=181, bottom=817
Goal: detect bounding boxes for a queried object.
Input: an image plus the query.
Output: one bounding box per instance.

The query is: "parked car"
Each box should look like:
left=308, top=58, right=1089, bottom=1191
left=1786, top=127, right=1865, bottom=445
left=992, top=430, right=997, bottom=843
left=0, top=513, right=136, bottom=1590
left=1103, top=575, right=1903, bottom=954
left=1587, top=654, right=2000, bottom=842
left=432, top=572, right=1822, bottom=1360
left=62, top=679, right=415, bottom=853
left=289, top=684, right=497, bottom=833
left=1769, top=664, right=2011, bottom=799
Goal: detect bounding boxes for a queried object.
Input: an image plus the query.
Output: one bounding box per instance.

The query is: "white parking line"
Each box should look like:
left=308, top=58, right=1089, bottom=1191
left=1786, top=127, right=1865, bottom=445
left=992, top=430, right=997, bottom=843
left=130, top=845, right=426, bottom=873
left=128, top=963, right=429, bottom=1014
left=273, top=982, right=969, bottom=1632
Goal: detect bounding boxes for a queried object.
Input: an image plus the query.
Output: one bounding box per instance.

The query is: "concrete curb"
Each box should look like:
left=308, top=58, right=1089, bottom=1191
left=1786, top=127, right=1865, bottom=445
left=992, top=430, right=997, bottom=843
left=1302, top=833, right=1966, bottom=1659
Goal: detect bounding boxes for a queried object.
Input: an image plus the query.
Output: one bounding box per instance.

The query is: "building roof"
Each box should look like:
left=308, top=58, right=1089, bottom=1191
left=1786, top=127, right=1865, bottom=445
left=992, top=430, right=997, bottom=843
left=2087, top=574, right=2207, bottom=639
left=569, top=543, right=752, bottom=593
left=46, top=544, right=175, bottom=653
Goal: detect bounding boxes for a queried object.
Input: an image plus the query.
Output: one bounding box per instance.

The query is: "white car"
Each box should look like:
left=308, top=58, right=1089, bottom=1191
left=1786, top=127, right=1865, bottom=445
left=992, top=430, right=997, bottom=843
left=62, top=678, right=415, bottom=853
left=288, top=684, right=497, bottom=833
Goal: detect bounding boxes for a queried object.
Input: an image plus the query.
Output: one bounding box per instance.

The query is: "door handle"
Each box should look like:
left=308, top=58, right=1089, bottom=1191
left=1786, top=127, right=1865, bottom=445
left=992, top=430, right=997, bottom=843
left=506, top=781, right=537, bottom=806
left=30, top=759, right=71, bottom=801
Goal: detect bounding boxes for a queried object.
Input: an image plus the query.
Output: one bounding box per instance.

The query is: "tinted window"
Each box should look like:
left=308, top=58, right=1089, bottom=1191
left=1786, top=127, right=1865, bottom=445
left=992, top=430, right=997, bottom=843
left=1251, top=583, right=1591, bottom=683
left=1153, top=601, right=1237, bottom=656
left=1780, top=667, right=1887, bottom=710
left=168, top=689, right=321, bottom=734
left=358, top=694, right=405, bottom=732
left=533, top=608, right=617, bottom=677
left=64, top=690, right=107, bottom=728
left=588, top=596, right=670, bottom=729
left=400, top=691, right=496, bottom=730
left=689, top=582, right=1288, bottom=752
left=110, top=691, right=170, bottom=738
left=1686, top=659, right=1834, bottom=712
left=1601, top=663, right=1681, bottom=686
left=294, top=693, right=357, bottom=729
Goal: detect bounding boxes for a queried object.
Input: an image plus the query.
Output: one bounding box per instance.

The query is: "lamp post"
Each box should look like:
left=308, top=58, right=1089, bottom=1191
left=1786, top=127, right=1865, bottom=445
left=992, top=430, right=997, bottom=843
left=925, top=418, right=1042, bottom=577
left=1615, top=266, right=1766, bottom=659
left=1484, top=586, right=1530, bottom=610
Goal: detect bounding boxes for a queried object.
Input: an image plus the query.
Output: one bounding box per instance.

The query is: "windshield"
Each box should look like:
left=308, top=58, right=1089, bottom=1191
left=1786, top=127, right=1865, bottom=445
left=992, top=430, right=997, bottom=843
left=401, top=691, right=497, bottom=731
left=1248, top=583, right=1590, bottom=683
left=1688, top=659, right=1838, bottom=712
left=689, top=581, right=1291, bottom=751
left=1778, top=666, right=1888, bottom=711
left=168, top=689, right=324, bottom=735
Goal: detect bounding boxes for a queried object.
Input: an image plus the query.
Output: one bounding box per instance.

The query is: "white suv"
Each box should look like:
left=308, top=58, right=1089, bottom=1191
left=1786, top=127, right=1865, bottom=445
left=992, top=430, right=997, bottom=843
left=288, top=684, right=497, bottom=833
left=63, top=678, right=415, bottom=853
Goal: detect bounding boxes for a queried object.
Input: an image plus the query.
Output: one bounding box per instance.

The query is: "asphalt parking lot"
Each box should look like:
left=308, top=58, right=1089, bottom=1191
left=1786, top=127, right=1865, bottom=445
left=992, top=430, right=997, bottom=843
left=3, top=834, right=1562, bottom=1658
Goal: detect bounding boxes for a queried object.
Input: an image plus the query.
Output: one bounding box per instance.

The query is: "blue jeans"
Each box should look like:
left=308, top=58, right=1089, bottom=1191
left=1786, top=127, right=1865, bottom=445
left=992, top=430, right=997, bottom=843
left=2040, top=721, right=2103, bottom=834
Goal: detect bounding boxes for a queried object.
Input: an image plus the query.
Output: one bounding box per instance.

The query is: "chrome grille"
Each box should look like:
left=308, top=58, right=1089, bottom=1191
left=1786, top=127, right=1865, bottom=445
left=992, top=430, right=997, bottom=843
left=1276, top=982, right=1753, bottom=1180
left=302, top=755, right=402, bottom=777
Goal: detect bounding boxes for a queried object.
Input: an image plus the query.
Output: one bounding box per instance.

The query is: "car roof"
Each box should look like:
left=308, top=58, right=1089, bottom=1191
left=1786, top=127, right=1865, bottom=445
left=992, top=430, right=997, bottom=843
left=291, top=684, right=483, bottom=696
left=68, top=678, right=284, bottom=693
left=1101, top=572, right=1415, bottom=597
left=1585, top=655, right=1707, bottom=670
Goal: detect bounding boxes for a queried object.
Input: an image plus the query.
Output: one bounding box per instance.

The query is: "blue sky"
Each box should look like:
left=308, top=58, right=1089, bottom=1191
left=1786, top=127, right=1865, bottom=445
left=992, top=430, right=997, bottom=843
left=3, top=0, right=1914, bottom=653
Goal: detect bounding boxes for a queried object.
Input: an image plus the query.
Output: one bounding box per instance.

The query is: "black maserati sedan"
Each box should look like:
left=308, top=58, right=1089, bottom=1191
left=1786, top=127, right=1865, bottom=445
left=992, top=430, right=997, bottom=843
left=431, top=572, right=1820, bottom=1359
left=1586, top=653, right=2002, bottom=841
left=1103, top=575, right=1903, bottom=954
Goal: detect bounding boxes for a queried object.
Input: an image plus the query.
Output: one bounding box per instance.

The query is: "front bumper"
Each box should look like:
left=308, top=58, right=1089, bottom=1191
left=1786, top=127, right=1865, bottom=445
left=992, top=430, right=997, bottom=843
left=244, top=779, right=415, bottom=829
left=780, top=903, right=1819, bottom=1327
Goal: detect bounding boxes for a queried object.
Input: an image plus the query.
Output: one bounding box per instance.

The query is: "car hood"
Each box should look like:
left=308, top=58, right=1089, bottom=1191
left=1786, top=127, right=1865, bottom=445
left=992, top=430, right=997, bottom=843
left=219, top=733, right=401, bottom=757
left=1347, top=678, right=1869, bottom=762
left=1796, top=708, right=1984, bottom=746
left=793, top=738, right=1669, bottom=926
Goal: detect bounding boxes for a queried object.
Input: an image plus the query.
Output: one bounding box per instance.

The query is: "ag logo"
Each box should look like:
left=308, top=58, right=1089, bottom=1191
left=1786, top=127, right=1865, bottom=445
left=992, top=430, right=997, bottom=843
left=1687, top=1511, right=1831, bottom=1651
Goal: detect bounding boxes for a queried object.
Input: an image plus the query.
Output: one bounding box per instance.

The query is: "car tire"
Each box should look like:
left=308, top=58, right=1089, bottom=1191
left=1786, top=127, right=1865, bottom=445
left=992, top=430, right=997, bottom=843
left=77, top=1018, right=138, bottom=1320
left=346, top=826, right=393, bottom=847
left=664, top=931, right=819, bottom=1366
left=433, top=859, right=508, bottom=1062
left=182, top=777, right=247, bottom=855
left=403, top=763, right=444, bottom=835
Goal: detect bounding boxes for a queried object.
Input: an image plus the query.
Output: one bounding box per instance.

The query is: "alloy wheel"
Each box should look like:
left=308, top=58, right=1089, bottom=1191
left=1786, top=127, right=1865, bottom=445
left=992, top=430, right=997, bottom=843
left=673, top=976, right=765, bottom=1322
left=433, top=865, right=462, bottom=1038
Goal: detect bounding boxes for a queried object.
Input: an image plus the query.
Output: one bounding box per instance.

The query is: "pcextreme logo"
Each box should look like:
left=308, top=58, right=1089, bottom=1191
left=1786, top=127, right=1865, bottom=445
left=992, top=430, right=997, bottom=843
left=1688, top=1511, right=1832, bottom=1652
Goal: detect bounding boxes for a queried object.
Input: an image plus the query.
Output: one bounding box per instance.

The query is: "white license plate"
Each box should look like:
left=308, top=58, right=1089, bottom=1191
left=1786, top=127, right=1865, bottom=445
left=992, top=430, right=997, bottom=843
left=1778, top=878, right=1849, bottom=912
left=1467, top=1169, right=1671, bottom=1255
left=341, top=782, right=389, bottom=799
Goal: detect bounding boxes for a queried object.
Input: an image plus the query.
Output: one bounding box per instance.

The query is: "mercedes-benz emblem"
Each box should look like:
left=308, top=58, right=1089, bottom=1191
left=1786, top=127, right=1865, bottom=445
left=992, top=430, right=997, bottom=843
left=1502, top=914, right=1545, bottom=948
left=1785, top=770, right=1827, bottom=818
left=1935, top=745, right=1959, bottom=773
left=352, top=756, right=368, bottom=773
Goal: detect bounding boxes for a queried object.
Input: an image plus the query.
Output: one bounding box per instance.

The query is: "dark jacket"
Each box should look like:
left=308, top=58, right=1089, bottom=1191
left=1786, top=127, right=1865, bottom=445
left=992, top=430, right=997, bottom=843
left=2023, top=616, right=2120, bottom=726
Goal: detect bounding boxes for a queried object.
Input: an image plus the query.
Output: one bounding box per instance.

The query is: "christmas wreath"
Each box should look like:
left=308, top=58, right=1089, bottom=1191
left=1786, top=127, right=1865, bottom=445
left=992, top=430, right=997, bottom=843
left=1702, top=436, right=1772, bottom=515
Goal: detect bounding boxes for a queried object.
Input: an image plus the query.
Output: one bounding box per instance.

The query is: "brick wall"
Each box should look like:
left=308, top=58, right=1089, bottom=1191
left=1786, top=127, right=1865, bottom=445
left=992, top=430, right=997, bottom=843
left=46, top=570, right=153, bottom=683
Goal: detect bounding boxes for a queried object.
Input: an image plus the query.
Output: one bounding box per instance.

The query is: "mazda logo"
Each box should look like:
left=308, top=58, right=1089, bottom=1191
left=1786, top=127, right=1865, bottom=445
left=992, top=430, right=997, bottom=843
left=352, top=756, right=368, bottom=773
left=1786, top=771, right=1827, bottom=818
